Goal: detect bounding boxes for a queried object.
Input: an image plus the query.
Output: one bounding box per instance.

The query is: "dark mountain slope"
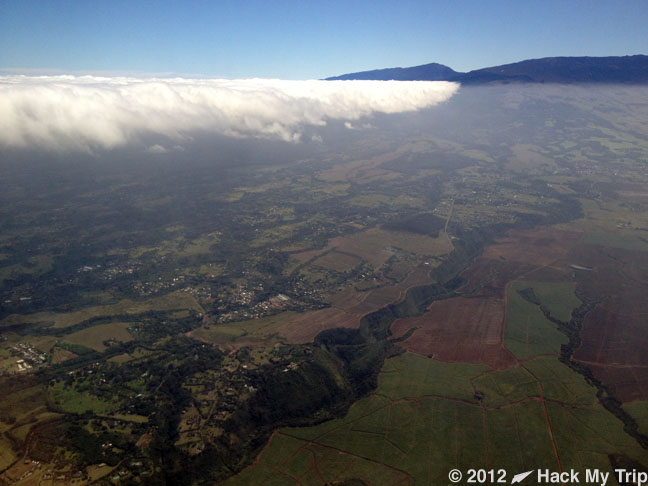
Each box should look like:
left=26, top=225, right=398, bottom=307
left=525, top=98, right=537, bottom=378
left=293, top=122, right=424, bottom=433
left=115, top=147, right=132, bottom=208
left=462, top=55, right=648, bottom=84
left=326, top=55, right=648, bottom=84
left=325, top=62, right=459, bottom=81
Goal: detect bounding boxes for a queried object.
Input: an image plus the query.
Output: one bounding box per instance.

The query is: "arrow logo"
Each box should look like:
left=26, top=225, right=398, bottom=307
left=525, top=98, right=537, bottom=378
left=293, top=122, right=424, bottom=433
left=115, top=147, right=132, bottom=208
left=511, top=471, right=534, bottom=484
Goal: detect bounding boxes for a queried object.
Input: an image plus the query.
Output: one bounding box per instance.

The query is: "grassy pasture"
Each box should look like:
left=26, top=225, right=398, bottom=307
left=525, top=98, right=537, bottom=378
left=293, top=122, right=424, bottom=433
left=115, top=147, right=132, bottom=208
left=501, top=400, right=558, bottom=470
left=346, top=193, right=425, bottom=209
left=0, top=384, right=48, bottom=424
left=285, top=394, right=391, bottom=443
left=483, top=405, right=548, bottom=472
left=107, top=347, right=153, bottom=364
left=521, top=281, right=581, bottom=322
left=227, top=435, right=411, bottom=485
left=29, top=335, right=59, bottom=353
left=0, top=290, right=203, bottom=329
left=314, top=182, right=350, bottom=195
left=556, top=198, right=648, bottom=238
left=312, top=251, right=362, bottom=272
left=50, top=346, right=78, bottom=364
left=0, top=254, right=53, bottom=282
left=623, top=401, right=648, bottom=436
left=508, top=143, right=557, bottom=173
left=349, top=228, right=452, bottom=259
left=473, top=366, right=541, bottom=407
left=316, top=147, right=407, bottom=183
left=109, top=232, right=222, bottom=259
left=189, top=311, right=298, bottom=345
left=584, top=232, right=648, bottom=252
left=523, top=357, right=597, bottom=406
left=189, top=324, right=247, bottom=345
left=292, top=227, right=452, bottom=272
left=251, top=223, right=307, bottom=248
left=107, top=353, right=131, bottom=364
left=63, top=322, right=134, bottom=352
left=231, top=339, right=648, bottom=485
left=347, top=193, right=392, bottom=208
left=207, top=190, right=244, bottom=202
left=187, top=262, right=224, bottom=277
left=49, top=381, right=115, bottom=415
left=0, top=356, right=17, bottom=374
left=378, top=352, right=487, bottom=401
left=0, top=384, right=58, bottom=470
left=109, top=413, right=148, bottom=423
left=548, top=401, right=648, bottom=470
left=0, top=435, right=16, bottom=471
left=504, top=281, right=567, bottom=359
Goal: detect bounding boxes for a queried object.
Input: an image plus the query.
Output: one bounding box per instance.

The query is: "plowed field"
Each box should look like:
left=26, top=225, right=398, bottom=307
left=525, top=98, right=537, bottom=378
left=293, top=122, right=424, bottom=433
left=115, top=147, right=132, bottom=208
left=391, top=296, right=515, bottom=369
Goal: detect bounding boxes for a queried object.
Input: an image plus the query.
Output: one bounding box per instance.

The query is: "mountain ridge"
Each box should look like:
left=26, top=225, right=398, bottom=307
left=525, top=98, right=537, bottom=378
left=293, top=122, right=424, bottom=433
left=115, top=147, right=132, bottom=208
left=326, top=55, right=648, bottom=84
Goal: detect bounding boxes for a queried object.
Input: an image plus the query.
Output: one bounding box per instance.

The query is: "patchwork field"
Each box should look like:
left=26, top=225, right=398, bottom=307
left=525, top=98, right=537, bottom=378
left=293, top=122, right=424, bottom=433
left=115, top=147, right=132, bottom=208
left=456, top=216, right=648, bottom=405
left=226, top=351, right=647, bottom=485
left=386, top=228, right=584, bottom=370
left=225, top=221, right=648, bottom=484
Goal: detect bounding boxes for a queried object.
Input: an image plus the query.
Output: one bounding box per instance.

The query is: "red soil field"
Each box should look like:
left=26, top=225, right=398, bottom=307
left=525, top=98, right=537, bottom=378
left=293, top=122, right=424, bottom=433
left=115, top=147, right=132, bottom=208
left=482, top=227, right=582, bottom=266
left=583, top=364, right=648, bottom=402
left=274, top=306, right=365, bottom=344
left=569, top=244, right=648, bottom=402
left=391, top=296, right=516, bottom=369
left=460, top=258, right=536, bottom=298
left=460, top=227, right=581, bottom=298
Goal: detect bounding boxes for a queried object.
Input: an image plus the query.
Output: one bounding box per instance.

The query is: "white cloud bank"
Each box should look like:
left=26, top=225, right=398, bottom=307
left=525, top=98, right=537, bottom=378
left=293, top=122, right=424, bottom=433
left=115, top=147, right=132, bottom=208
left=0, top=76, right=459, bottom=152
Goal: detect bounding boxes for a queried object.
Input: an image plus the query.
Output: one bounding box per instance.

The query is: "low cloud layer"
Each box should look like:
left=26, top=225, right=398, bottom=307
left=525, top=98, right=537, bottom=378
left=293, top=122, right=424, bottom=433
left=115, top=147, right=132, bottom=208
left=0, top=76, right=459, bottom=152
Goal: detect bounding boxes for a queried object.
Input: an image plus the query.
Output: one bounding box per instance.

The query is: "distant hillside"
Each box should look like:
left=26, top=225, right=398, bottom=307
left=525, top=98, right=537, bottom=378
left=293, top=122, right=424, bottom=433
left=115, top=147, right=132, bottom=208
left=462, top=56, right=648, bottom=84
left=326, top=62, right=458, bottom=81
left=326, top=55, right=648, bottom=84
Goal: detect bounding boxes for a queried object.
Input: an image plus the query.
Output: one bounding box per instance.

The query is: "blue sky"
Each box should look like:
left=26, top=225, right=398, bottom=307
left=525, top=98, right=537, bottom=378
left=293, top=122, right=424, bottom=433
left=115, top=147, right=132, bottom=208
left=1, top=0, right=646, bottom=79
